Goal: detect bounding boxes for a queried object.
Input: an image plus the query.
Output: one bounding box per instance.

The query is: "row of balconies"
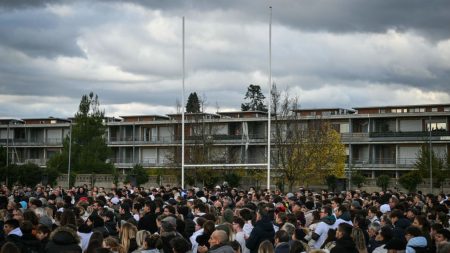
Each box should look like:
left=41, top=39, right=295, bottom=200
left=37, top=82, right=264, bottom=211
left=2, top=130, right=449, bottom=147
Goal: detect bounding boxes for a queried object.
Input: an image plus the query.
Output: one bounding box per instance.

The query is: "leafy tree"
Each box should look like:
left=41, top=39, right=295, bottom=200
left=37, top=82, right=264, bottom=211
left=0, top=163, right=59, bottom=187
left=351, top=171, right=366, bottom=188
left=186, top=92, right=201, bottom=113
left=48, top=92, right=114, bottom=176
left=376, top=175, right=390, bottom=191
left=399, top=170, right=422, bottom=193
left=126, top=164, right=149, bottom=186
left=241, top=84, right=267, bottom=112
left=326, top=175, right=338, bottom=192
left=224, top=172, right=241, bottom=188
left=271, top=84, right=345, bottom=191
left=414, top=145, right=447, bottom=189
left=0, top=146, right=6, bottom=168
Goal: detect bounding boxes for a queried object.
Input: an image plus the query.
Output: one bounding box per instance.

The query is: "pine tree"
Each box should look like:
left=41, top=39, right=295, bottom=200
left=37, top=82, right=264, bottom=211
left=48, top=92, right=113, bottom=176
left=186, top=92, right=201, bottom=113
left=241, top=84, right=267, bottom=112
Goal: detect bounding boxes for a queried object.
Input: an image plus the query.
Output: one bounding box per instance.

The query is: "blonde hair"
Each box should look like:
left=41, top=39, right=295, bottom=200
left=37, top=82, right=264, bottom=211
left=351, top=227, right=368, bottom=253
left=120, top=222, right=138, bottom=253
left=136, top=230, right=151, bottom=248
left=103, top=236, right=125, bottom=253
left=258, top=240, right=274, bottom=253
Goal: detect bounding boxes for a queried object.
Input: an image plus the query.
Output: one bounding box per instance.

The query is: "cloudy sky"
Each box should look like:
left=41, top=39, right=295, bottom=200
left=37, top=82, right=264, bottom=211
left=1, top=0, right=450, bottom=119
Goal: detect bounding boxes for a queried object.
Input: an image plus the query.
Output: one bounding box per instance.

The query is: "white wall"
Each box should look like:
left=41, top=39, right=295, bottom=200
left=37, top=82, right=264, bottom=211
left=142, top=148, right=157, bottom=163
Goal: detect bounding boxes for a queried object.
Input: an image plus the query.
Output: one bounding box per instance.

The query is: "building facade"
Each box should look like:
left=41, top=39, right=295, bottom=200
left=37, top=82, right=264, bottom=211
left=1, top=103, right=449, bottom=186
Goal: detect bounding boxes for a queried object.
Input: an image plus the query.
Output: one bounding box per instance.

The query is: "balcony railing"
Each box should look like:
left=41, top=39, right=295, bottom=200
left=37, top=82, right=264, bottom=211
left=370, top=131, right=449, bottom=138
left=0, top=138, right=63, bottom=146
left=349, top=158, right=417, bottom=167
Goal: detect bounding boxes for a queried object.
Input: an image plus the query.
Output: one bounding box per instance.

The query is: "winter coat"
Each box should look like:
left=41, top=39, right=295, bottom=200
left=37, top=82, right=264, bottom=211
left=275, top=242, right=290, bottom=253
left=209, top=244, right=235, bottom=253
left=20, top=233, right=41, bottom=253
left=45, top=226, right=82, bottom=253
left=138, top=212, right=158, bottom=234
left=405, top=236, right=427, bottom=253
left=330, top=236, right=359, bottom=253
left=246, top=216, right=275, bottom=253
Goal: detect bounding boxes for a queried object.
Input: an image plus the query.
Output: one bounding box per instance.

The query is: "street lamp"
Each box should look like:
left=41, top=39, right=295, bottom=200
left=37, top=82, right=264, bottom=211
left=429, top=116, right=432, bottom=194
left=68, top=122, right=72, bottom=188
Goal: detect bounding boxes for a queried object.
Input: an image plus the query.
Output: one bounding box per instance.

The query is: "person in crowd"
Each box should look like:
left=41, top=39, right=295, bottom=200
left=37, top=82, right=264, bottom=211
left=274, top=230, right=290, bottom=253
left=140, top=234, right=163, bottom=253
left=170, top=237, right=192, bottom=253
left=45, top=226, right=82, bottom=253
left=331, top=223, right=358, bottom=253
left=404, top=226, right=428, bottom=253
left=311, top=205, right=335, bottom=249
left=120, top=222, right=138, bottom=253
left=103, top=236, right=125, bottom=253
left=257, top=240, right=274, bottom=253
left=246, top=204, right=275, bottom=253
left=198, top=230, right=234, bottom=253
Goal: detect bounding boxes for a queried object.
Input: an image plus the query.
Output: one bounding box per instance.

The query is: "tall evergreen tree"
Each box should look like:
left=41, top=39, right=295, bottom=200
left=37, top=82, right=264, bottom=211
left=186, top=92, right=201, bottom=113
left=48, top=92, right=113, bottom=176
left=241, top=84, right=267, bottom=111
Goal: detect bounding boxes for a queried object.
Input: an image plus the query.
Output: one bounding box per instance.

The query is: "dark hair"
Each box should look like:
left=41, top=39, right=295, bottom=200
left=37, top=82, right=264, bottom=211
left=20, top=221, right=34, bottom=234
left=4, top=219, right=20, bottom=229
left=1, top=242, right=20, bottom=253
left=337, top=223, right=353, bottom=238
left=289, top=240, right=305, bottom=253
left=232, top=216, right=245, bottom=229
left=379, top=226, right=393, bottom=241
left=229, top=240, right=241, bottom=252
left=275, top=230, right=290, bottom=243
left=23, top=210, right=39, bottom=225
left=170, top=237, right=191, bottom=253
left=85, top=239, right=103, bottom=253
left=145, top=234, right=163, bottom=250
left=36, top=224, right=51, bottom=235
left=405, top=226, right=422, bottom=237
left=239, top=208, right=253, bottom=221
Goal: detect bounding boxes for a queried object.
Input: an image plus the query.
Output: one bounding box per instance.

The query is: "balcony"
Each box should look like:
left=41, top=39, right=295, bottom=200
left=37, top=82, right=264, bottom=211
left=14, top=158, right=48, bottom=166
left=370, top=131, right=450, bottom=140
left=108, top=136, right=174, bottom=145
left=0, top=138, right=63, bottom=146
left=349, top=158, right=417, bottom=169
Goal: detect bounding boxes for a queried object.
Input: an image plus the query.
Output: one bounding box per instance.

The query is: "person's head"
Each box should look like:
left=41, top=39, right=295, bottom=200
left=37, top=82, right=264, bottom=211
left=280, top=222, right=296, bottom=239
left=209, top=230, right=228, bottom=247
left=36, top=224, right=51, bottom=241
left=136, top=230, right=151, bottom=248
left=336, top=223, right=353, bottom=239
left=3, top=219, right=20, bottom=235
left=85, top=239, right=103, bottom=253
left=170, top=237, right=191, bottom=253
left=0, top=242, right=20, bottom=253
left=274, top=230, right=290, bottom=245
left=412, top=215, right=429, bottom=231
left=404, top=226, right=422, bottom=242
left=289, top=240, right=305, bottom=253
left=103, top=236, right=123, bottom=252
left=435, top=228, right=450, bottom=245
left=368, top=222, right=381, bottom=238
left=376, top=226, right=393, bottom=242
left=320, top=205, right=332, bottom=218
left=144, top=234, right=163, bottom=250
left=232, top=216, right=245, bottom=232
left=351, top=228, right=367, bottom=252
left=257, top=240, right=274, bottom=253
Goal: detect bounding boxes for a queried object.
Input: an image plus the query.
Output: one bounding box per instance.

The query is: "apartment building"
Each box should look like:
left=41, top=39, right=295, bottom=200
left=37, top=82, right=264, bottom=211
left=1, top=103, right=449, bottom=183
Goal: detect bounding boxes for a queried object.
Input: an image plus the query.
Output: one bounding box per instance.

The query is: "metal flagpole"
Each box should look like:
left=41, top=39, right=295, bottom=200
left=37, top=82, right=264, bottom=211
left=267, top=6, right=272, bottom=190
left=68, top=122, right=72, bottom=188
left=181, top=16, right=186, bottom=189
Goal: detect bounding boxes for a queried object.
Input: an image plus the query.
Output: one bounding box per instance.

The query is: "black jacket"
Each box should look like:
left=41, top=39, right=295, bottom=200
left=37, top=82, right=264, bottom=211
left=246, top=216, right=275, bottom=253
left=45, top=227, right=82, bottom=253
left=138, top=212, right=158, bottom=234
left=330, top=236, right=359, bottom=253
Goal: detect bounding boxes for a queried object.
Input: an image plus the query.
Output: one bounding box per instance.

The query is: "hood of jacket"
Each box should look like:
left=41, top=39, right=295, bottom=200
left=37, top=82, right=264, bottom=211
left=339, top=211, right=351, bottom=222
left=321, top=215, right=336, bottom=225
left=406, top=236, right=427, bottom=253
left=50, top=226, right=80, bottom=245
left=395, top=217, right=411, bottom=229
left=255, top=216, right=275, bottom=232
left=335, top=236, right=358, bottom=250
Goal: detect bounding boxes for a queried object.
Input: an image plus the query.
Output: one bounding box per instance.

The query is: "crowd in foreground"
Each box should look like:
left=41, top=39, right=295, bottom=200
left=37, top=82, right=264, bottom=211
left=0, top=183, right=449, bottom=253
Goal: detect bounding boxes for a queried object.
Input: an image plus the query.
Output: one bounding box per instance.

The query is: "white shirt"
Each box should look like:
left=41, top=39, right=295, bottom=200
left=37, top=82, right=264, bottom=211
left=312, top=221, right=332, bottom=249
left=243, top=222, right=254, bottom=237
left=235, top=231, right=250, bottom=253
left=332, top=218, right=353, bottom=229
left=190, top=228, right=203, bottom=253
left=78, top=232, right=93, bottom=252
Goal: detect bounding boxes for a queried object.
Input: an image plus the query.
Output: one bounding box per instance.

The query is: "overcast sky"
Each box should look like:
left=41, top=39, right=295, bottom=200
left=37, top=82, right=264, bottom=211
left=1, top=0, right=450, bottom=119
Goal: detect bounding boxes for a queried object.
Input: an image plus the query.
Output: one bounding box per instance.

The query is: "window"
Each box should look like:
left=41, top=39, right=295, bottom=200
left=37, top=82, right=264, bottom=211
left=432, top=108, right=438, bottom=112
left=444, top=107, right=450, bottom=112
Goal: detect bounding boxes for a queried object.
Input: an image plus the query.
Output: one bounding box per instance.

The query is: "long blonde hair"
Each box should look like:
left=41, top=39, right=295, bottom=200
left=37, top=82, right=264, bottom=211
left=351, top=227, right=368, bottom=253
left=103, top=236, right=125, bottom=253
left=136, top=230, right=151, bottom=249
left=120, top=222, right=138, bottom=253
left=258, top=240, right=274, bottom=253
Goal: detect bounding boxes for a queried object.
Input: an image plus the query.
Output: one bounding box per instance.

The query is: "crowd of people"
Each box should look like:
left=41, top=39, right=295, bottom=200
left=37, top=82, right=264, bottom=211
left=0, top=183, right=449, bottom=253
